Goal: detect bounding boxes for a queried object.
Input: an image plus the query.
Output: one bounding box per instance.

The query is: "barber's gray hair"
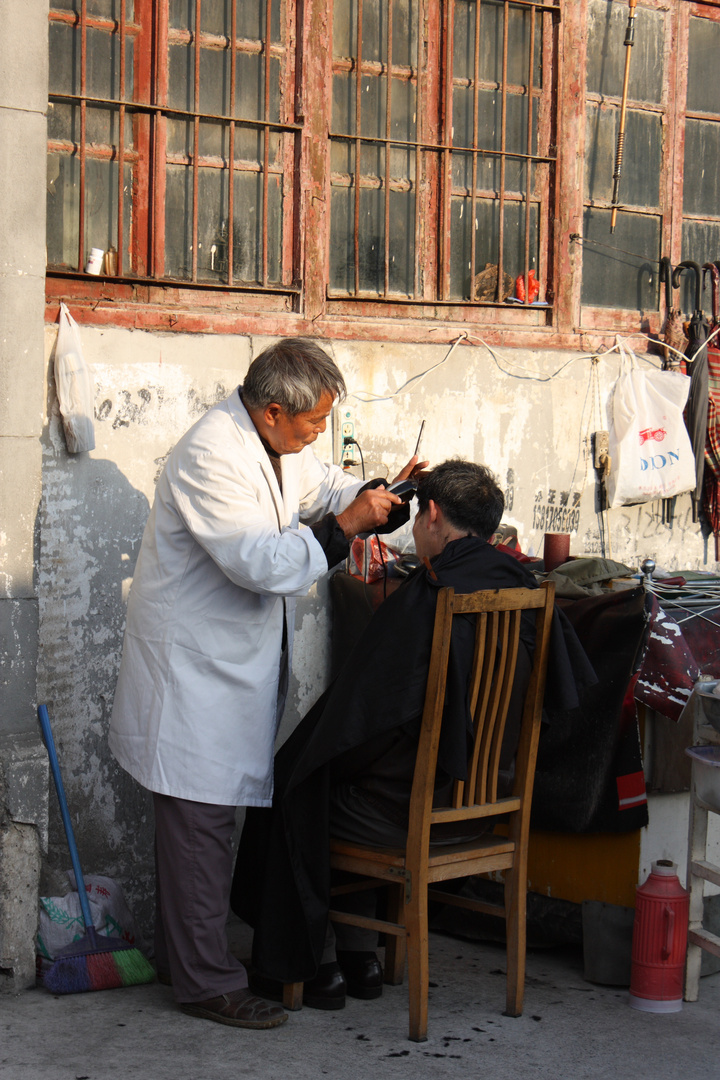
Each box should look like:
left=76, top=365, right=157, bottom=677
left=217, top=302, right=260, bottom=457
left=417, top=460, right=504, bottom=542
left=242, top=338, right=346, bottom=415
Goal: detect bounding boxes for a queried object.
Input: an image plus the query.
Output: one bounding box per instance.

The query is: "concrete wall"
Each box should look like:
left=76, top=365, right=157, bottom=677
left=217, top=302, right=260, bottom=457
left=36, top=323, right=716, bottom=938
left=0, top=0, right=49, bottom=991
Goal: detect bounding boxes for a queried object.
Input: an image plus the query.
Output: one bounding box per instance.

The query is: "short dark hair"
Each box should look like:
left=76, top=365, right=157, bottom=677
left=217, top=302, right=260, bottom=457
left=242, top=337, right=346, bottom=416
left=416, top=460, right=504, bottom=542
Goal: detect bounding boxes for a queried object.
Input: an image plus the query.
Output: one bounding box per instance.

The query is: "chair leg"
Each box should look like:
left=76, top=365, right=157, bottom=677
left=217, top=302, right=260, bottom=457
left=282, top=982, right=304, bottom=1011
left=383, top=883, right=406, bottom=985
left=404, top=880, right=429, bottom=1042
left=503, top=866, right=526, bottom=1017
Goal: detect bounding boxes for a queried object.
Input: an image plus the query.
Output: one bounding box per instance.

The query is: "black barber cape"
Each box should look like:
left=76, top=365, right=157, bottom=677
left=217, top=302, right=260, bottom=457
left=231, top=536, right=595, bottom=983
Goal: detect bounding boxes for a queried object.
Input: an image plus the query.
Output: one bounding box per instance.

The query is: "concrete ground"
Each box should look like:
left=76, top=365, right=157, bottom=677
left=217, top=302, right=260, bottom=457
left=2, top=918, right=718, bottom=1080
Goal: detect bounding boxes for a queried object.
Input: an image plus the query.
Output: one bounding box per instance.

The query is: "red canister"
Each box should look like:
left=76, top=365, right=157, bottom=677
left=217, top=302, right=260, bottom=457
left=629, top=860, right=689, bottom=1012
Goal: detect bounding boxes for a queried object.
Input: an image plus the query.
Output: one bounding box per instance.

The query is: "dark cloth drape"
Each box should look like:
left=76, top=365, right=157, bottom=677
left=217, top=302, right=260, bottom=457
left=231, top=537, right=595, bottom=983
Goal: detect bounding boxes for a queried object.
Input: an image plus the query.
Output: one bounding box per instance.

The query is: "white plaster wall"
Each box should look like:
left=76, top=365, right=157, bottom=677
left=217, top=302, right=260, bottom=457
left=38, top=324, right=718, bottom=932
left=641, top=792, right=720, bottom=896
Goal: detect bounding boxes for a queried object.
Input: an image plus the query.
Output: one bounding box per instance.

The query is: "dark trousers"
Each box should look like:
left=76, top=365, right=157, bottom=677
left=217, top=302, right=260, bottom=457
left=153, top=792, right=248, bottom=1003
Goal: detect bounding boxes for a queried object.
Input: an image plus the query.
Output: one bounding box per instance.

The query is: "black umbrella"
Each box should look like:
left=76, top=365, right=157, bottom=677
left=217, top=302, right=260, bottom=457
left=672, top=260, right=709, bottom=522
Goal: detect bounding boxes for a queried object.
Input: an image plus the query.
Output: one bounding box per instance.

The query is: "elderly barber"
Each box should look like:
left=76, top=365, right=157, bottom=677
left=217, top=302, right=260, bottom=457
left=109, top=337, right=423, bottom=1030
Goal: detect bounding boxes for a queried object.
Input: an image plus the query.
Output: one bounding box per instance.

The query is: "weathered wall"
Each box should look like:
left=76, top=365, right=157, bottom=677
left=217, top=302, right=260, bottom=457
left=37, top=323, right=715, bottom=937
left=0, top=0, right=48, bottom=992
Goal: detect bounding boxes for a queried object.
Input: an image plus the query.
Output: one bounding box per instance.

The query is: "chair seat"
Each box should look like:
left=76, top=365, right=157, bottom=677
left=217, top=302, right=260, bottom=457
left=329, top=835, right=516, bottom=880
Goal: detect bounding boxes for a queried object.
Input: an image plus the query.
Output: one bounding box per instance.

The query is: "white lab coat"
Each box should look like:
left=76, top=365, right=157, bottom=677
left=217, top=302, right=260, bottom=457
left=109, top=389, right=361, bottom=806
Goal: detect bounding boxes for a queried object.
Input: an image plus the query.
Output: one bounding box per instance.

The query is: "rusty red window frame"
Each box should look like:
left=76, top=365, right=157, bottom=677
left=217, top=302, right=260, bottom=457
left=47, top=0, right=301, bottom=295
left=326, top=0, right=560, bottom=308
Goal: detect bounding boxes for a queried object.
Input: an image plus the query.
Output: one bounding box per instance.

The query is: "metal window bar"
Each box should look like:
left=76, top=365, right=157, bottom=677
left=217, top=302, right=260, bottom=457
left=384, top=0, right=393, bottom=297
left=522, top=1, right=537, bottom=305
left=78, top=0, right=88, bottom=273
left=496, top=1, right=509, bottom=302
left=262, top=0, right=273, bottom=287
left=470, top=0, right=481, bottom=295
left=192, top=0, right=201, bottom=282
left=440, top=0, right=454, bottom=301
left=228, top=0, right=237, bottom=285
left=413, top=0, right=424, bottom=299
left=117, top=0, right=127, bottom=276
left=354, top=0, right=364, bottom=296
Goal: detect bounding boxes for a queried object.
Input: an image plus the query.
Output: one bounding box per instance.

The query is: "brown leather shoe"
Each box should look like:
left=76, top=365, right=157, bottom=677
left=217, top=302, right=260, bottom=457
left=180, top=988, right=288, bottom=1029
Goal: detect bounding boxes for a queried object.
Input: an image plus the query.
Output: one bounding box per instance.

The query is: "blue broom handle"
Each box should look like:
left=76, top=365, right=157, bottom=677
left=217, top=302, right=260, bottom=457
left=37, top=705, right=95, bottom=932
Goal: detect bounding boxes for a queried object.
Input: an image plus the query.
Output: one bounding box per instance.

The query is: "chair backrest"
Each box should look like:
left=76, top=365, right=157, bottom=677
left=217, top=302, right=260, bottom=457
left=406, top=581, right=556, bottom=852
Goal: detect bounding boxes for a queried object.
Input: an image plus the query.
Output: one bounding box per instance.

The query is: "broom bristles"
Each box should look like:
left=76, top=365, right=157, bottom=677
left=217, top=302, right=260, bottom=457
left=44, top=942, right=155, bottom=994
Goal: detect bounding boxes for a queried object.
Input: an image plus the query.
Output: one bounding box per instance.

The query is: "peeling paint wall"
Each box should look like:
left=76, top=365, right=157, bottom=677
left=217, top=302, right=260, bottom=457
left=38, top=324, right=716, bottom=935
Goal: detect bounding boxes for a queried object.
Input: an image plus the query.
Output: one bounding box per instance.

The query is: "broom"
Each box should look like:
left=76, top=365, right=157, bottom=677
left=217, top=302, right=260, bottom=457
left=38, top=704, right=155, bottom=994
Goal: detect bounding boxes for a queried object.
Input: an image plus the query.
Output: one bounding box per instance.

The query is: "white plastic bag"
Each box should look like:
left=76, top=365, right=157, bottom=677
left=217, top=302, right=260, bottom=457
left=54, top=302, right=96, bottom=453
left=607, top=344, right=696, bottom=508
left=36, top=873, right=142, bottom=972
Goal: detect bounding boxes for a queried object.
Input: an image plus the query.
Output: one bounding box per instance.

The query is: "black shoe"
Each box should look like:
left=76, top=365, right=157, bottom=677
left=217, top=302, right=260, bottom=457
left=249, top=962, right=346, bottom=1011
left=336, top=950, right=384, bottom=1000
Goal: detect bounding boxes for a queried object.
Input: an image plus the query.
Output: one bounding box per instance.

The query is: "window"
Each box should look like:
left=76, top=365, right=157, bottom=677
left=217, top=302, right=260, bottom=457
left=47, top=0, right=298, bottom=293
left=580, top=0, right=720, bottom=323
left=327, top=0, right=558, bottom=307
left=46, top=0, right=561, bottom=326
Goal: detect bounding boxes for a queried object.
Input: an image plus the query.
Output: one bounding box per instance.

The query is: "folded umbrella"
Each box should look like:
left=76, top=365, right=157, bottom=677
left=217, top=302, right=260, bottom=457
left=673, top=260, right=709, bottom=522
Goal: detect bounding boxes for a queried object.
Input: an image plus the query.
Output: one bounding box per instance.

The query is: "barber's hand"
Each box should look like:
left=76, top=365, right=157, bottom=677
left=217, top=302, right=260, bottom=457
left=336, top=486, right=403, bottom=539
left=391, top=454, right=430, bottom=484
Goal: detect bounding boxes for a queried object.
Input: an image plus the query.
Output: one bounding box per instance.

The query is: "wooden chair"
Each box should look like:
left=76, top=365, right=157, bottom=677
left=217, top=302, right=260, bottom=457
left=323, top=581, right=555, bottom=1041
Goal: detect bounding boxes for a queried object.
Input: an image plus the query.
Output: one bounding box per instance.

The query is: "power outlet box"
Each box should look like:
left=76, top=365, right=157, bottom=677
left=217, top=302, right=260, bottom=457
left=593, top=430, right=609, bottom=468
left=334, top=406, right=355, bottom=467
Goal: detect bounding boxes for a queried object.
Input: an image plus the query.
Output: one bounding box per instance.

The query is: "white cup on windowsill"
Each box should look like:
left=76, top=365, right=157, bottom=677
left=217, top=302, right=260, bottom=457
left=85, top=247, right=104, bottom=275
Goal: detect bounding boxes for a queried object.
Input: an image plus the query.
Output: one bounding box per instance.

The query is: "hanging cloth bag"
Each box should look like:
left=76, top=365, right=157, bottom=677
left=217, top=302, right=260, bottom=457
left=607, top=344, right=695, bottom=508
left=54, top=302, right=96, bottom=453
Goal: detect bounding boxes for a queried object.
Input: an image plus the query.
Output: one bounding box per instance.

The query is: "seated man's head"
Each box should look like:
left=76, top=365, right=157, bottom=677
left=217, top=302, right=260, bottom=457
left=413, top=460, right=504, bottom=559
left=243, top=337, right=346, bottom=454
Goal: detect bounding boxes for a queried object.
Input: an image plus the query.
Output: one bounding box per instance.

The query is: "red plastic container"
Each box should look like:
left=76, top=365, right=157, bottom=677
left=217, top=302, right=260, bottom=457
left=629, top=860, right=689, bottom=1012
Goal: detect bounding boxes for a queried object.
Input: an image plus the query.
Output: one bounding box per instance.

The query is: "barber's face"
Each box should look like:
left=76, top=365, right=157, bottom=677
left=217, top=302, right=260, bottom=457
left=265, top=391, right=334, bottom=454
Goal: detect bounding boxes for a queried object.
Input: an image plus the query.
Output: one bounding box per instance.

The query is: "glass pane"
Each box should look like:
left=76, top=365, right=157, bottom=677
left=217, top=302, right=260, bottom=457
left=200, top=46, right=231, bottom=117
left=449, top=197, right=539, bottom=301
left=170, top=0, right=280, bottom=42
left=235, top=53, right=281, bottom=123
left=586, top=0, right=664, bottom=104
left=687, top=17, right=720, bottom=115
left=330, top=135, right=354, bottom=177
left=51, top=1, right=135, bottom=16
left=680, top=220, right=720, bottom=314
left=332, top=72, right=354, bottom=136
left=165, top=164, right=194, bottom=278
left=454, top=0, right=542, bottom=89
left=329, top=185, right=354, bottom=291
left=86, top=26, right=122, bottom=99
left=232, top=169, right=283, bottom=283
left=683, top=119, right=720, bottom=217
left=47, top=153, right=80, bottom=269
left=584, top=105, right=661, bottom=207
left=358, top=0, right=384, bottom=65
left=333, top=0, right=356, bottom=57
left=392, top=0, right=418, bottom=69
left=49, top=22, right=79, bottom=95
left=168, top=43, right=194, bottom=111
left=387, top=188, right=415, bottom=295
left=199, top=119, right=228, bottom=161
left=581, top=208, right=660, bottom=309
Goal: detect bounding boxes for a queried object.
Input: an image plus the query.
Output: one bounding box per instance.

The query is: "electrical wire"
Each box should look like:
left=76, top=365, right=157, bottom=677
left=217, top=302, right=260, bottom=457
left=344, top=437, right=365, bottom=479
left=348, top=334, right=468, bottom=403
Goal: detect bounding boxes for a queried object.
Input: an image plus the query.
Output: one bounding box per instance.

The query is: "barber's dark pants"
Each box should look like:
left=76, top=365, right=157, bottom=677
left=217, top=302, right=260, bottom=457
left=153, top=793, right=248, bottom=1003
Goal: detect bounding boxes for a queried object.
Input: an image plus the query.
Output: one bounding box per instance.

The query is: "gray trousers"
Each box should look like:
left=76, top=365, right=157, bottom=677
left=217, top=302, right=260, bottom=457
left=153, top=792, right=248, bottom=1003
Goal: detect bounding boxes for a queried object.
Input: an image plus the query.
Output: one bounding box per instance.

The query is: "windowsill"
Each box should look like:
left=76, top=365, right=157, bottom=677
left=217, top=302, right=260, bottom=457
left=46, top=273, right=665, bottom=355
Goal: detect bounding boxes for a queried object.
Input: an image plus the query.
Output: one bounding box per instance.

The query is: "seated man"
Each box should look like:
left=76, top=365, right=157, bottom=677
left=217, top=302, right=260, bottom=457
left=232, top=460, right=594, bottom=1009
